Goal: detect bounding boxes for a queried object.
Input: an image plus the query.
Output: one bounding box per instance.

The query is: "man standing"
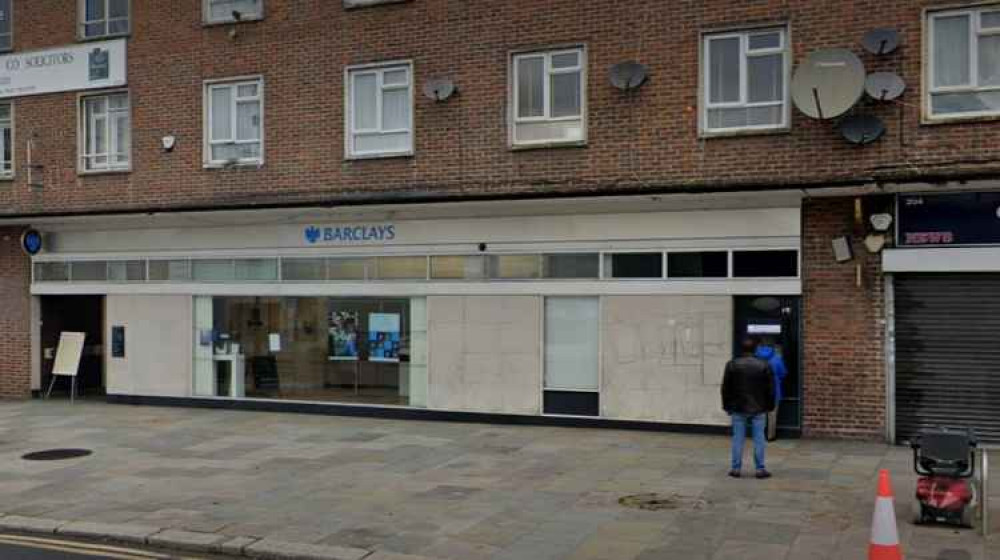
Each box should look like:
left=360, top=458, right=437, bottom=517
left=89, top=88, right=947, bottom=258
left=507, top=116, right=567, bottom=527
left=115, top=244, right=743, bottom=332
left=722, top=338, right=776, bottom=479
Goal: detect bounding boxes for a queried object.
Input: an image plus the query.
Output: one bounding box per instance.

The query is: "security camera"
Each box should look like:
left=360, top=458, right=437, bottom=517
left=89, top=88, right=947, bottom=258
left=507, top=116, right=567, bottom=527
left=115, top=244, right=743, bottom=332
left=232, top=10, right=242, bottom=21
left=478, top=243, right=487, bottom=252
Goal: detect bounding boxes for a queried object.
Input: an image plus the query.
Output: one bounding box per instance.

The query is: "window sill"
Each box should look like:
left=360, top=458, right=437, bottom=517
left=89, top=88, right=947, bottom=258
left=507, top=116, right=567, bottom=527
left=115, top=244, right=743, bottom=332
left=78, top=168, right=131, bottom=177
left=0, top=175, right=14, bottom=182
left=343, top=0, right=410, bottom=8
left=77, top=32, right=131, bottom=43
left=921, top=113, right=1000, bottom=126
left=203, top=161, right=264, bottom=170
left=510, top=140, right=587, bottom=151
left=345, top=151, right=414, bottom=161
left=698, top=126, right=790, bottom=140
left=203, top=16, right=264, bottom=27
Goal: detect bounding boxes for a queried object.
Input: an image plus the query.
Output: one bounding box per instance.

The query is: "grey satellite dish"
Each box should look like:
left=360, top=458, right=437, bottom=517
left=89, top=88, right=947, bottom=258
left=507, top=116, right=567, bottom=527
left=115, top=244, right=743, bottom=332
left=609, top=61, right=648, bottom=91
left=862, top=28, right=900, bottom=55
left=791, top=48, right=866, bottom=120
left=839, top=114, right=885, bottom=145
left=423, top=78, right=456, bottom=102
left=865, top=72, right=906, bottom=101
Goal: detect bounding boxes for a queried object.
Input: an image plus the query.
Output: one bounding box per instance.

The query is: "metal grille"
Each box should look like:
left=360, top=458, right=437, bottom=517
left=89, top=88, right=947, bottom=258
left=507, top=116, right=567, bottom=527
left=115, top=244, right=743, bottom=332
left=895, top=274, right=1000, bottom=443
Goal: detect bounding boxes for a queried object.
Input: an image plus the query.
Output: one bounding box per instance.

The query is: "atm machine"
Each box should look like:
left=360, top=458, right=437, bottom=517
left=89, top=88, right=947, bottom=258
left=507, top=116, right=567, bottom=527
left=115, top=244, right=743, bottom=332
left=733, top=296, right=801, bottom=438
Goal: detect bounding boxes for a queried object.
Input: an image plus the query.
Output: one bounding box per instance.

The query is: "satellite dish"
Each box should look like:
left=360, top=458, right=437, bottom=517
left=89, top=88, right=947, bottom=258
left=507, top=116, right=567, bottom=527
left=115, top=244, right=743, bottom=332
left=839, top=114, right=885, bottom=145
left=609, top=61, right=648, bottom=91
left=422, top=78, right=456, bottom=102
left=864, top=72, right=906, bottom=101
left=791, top=48, right=866, bottom=120
left=862, top=28, right=900, bottom=55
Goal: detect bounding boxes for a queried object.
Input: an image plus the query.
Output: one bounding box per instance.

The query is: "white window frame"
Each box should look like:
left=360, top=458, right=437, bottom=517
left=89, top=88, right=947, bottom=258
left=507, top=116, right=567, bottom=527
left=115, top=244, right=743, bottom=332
left=78, top=90, right=131, bottom=174
left=701, top=27, right=790, bottom=135
left=203, top=76, right=265, bottom=168
left=0, top=102, right=12, bottom=179
left=344, top=61, right=414, bottom=159
left=203, top=0, right=264, bottom=25
left=926, top=5, right=1000, bottom=121
left=0, top=0, right=13, bottom=53
left=78, top=0, right=130, bottom=40
left=510, top=47, right=587, bottom=148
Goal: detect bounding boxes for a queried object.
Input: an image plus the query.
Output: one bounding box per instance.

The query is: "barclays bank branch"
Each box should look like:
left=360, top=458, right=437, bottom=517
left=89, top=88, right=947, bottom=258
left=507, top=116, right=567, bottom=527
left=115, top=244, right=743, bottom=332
left=27, top=194, right=804, bottom=433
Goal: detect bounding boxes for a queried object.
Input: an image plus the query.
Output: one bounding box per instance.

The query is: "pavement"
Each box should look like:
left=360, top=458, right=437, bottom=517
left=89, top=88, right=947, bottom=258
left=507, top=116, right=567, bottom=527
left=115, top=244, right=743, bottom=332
left=0, top=401, right=995, bottom=560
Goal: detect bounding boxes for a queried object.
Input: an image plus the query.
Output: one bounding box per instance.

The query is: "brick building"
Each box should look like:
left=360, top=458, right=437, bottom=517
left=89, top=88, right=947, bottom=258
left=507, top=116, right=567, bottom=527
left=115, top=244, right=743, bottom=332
left=1, top=0, right=998, bottom=441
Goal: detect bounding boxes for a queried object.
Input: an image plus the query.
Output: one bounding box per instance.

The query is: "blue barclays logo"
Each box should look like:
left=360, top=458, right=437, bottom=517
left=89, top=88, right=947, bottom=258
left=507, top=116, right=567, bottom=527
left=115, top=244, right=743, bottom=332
left=304, top=224, right=396, bottom=245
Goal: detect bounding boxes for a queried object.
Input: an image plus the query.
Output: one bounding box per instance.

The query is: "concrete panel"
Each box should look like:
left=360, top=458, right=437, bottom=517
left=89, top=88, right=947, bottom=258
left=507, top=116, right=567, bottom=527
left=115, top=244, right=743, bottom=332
left=427, top=296, right=541, bottom=415
left=602, top=296, right=732, bottom=426
left=106, top=295, right=193, bottom=397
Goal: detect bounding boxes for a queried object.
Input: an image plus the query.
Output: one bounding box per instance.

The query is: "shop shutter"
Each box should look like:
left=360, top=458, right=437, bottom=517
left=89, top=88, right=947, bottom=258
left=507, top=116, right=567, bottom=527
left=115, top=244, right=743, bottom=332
left=895, top=274, right=1000, bottom=443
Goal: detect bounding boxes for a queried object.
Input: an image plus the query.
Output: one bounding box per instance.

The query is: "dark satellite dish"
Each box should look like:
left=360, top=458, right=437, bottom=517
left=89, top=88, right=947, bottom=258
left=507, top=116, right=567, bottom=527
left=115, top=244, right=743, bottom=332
left=839, top=114, right=885, bottom=145
left=864, top=72, right=906, bottom=101
left=422, top=78, right=456, bottom=102
left=862, top=28, right=900, bottom=55
left=791, top=48, right=866, bottom=120
left=609, top=61, right=648, bottom=91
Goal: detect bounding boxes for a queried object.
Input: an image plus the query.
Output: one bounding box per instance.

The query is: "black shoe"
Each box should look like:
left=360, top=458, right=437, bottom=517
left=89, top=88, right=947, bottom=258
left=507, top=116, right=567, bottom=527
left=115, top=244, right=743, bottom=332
left=755, top=469, right=772, bottom=479
left=728, top=469, right=741, bottom=478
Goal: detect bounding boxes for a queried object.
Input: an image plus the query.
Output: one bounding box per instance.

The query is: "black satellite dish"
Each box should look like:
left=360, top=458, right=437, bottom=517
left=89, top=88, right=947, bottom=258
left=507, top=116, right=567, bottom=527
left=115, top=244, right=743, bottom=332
left=839, top=114, right=885, bottom=145
left=422, top=78, right=456, bottom=102
left=864, top=72, right=906, bottom=101
left=862, top=29, right=900, bottom=55
left=609, top=61, right=648, bottom=91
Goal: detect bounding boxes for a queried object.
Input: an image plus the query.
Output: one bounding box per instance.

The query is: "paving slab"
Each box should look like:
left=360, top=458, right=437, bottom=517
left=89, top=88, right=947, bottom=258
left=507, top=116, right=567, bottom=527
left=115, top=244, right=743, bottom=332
left=245, top=538, right=371, bottom=560
left=57, top=520, right=160, bottom=544
left=0, top=515, right=65, bottom=534
left=148, top=528, right=230, bottom=551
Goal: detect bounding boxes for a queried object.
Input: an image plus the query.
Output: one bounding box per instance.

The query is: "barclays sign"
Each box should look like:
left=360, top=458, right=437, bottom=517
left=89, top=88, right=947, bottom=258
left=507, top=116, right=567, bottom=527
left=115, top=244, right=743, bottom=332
left=304, top=224, right=396, bottom=245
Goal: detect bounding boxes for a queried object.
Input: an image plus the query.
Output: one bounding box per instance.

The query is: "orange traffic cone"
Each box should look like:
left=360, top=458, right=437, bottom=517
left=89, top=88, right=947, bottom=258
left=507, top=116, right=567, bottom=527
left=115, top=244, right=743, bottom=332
left=869, top=469, right=903, bottom=560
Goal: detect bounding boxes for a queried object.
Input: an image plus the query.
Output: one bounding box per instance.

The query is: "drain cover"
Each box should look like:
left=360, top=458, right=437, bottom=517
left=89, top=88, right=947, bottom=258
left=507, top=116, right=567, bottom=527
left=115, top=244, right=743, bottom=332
left=618, top=493, right=709, bottom=511
left=21, top=449, right=93, bottom=461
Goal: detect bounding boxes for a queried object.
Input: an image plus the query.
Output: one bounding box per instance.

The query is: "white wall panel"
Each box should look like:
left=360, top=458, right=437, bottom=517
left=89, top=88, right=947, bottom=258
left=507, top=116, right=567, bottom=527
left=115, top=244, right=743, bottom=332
left=106, top=295, right=193, bottom=397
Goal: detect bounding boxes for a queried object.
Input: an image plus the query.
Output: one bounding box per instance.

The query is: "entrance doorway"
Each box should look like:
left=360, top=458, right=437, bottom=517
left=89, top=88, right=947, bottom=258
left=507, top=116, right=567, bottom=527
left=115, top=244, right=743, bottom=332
left=733, top=296, right=801, bottom=435
left=40, top=296, right=105, bottom=398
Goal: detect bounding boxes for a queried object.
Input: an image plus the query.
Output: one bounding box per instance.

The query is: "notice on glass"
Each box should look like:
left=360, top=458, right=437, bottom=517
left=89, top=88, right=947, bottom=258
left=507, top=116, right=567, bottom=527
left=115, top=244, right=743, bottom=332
left=368, top=313, right=401, bottom=363
left=269, top=333, right=282, bottom=353
left=328, top=309, right=360, bottom=361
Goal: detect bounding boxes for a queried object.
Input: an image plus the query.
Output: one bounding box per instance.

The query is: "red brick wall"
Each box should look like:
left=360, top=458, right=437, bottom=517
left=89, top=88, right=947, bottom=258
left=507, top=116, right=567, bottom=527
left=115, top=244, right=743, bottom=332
left=801, top=198, right=886, bottom=440
left=0, top=0, right=998, bottom=217
left=0, top=227, right=31, bottom=398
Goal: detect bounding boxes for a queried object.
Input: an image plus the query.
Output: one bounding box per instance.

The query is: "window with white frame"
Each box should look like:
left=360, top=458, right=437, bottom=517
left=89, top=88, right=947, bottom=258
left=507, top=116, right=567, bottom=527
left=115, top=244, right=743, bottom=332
left=346, top=63, right=413, bottom=158
left=80, top=92, right=130, bottom=172
left=205, top=0, right=263, bottom=24
left=928, top=6, right=1000, bottom=119
left=0, top=103, right=11, bottom=178
left=80, top=0, right=129, bottom=39
left=205, top=78, right=263, bottom=166
left=703, top=28, right=788, bottom=133
left=512, top=48, right=585, bottom=146
left=0, top=0, right=12, bottom=52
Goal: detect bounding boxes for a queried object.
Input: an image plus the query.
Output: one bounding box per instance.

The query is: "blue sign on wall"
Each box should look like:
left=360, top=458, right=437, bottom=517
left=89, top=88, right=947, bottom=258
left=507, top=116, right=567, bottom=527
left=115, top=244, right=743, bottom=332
left=304, top=224, right=396, bottom=245
left=898, top=193, right=1000, bottom=247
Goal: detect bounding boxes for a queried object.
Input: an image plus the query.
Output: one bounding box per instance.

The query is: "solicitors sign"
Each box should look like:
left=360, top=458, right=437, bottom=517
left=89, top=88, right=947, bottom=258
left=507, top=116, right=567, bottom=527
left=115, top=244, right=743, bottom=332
left=0, top=39, right=126, bottom=99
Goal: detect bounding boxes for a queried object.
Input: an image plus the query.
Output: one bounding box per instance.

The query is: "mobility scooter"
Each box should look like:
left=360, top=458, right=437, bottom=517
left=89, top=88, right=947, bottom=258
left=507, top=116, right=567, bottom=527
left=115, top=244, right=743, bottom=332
left=911, top=428, right=978, bottom=527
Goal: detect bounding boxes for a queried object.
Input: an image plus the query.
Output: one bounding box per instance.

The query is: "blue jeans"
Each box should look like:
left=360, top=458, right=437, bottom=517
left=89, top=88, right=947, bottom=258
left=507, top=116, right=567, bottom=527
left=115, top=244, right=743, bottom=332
left=730, top=413, right=766, bottom=471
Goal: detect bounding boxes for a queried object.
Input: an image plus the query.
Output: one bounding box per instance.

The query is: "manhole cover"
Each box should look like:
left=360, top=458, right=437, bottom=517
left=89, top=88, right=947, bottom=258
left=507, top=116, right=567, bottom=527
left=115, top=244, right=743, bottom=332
left=21, top=449, right=93, bottom=461
left=618, top=493, right=709, bottom=511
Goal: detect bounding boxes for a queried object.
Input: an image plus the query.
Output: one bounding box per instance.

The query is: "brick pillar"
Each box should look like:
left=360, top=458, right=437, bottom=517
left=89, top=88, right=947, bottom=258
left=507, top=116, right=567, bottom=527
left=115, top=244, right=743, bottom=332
left=801, top=198, right=886, bottom=440
left=0, top=227, right=32, bottom=399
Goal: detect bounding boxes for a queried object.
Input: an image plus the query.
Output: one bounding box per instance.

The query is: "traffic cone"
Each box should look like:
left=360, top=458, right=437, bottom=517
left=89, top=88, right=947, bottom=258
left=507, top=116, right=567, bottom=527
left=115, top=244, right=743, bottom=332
left=869, top=469, right=903, bottom=560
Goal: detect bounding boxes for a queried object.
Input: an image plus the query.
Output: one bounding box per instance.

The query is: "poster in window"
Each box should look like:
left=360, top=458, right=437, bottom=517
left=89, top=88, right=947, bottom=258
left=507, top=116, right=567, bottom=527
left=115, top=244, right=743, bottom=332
left=368, top=312, right=401, bottom=363
left=328, top=310, right=360, bottom=361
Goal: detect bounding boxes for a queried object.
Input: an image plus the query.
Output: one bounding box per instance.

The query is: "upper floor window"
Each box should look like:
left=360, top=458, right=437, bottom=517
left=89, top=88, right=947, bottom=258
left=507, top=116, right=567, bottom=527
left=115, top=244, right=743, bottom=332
left=80, top=92, right=130, bottom=172
left=0, top=0, right=12, bottom=52
left=511, top=48, right=586, bottom=147
left=0, top=103, right=11, bottom=178
left=204, top=77, right=263, bottom=167
left=702, top=28, right=788, bottom=134
left=928, top=6, right=1000, bottom=119
left=346, top=62, right=413, bottom=158
left=80, top=0, right=129, bottom=39
left=205, top=0, right=263, bottom=24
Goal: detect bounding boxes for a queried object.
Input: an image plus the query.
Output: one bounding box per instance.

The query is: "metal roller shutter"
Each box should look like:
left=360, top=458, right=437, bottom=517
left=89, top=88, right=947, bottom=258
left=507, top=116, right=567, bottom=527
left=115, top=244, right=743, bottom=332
left=895, top=274, right=1000, bottom=443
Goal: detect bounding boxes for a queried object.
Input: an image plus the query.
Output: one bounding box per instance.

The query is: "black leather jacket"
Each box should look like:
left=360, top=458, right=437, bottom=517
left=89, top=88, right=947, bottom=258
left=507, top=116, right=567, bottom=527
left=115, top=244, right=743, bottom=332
left=721, top=356, right=776, bottom=415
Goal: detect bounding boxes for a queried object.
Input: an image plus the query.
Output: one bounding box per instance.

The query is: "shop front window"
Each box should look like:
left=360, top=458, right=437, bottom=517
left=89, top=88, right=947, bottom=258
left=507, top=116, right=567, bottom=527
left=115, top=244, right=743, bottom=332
left=193, top=296, right=427, bottom=407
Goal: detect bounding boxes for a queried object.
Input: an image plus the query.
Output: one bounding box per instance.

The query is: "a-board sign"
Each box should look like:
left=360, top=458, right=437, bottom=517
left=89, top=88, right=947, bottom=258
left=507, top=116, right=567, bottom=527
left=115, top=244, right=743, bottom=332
left=53, top=332, right=86, bottom=377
